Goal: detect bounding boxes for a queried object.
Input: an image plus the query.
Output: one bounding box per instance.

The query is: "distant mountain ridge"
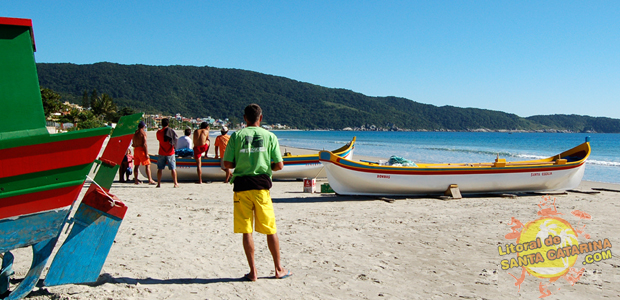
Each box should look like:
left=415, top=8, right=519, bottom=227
left=36, top=62, right=620, bottom=133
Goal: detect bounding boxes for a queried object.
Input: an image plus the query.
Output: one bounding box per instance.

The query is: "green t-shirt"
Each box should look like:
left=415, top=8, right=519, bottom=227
left=223, top=126, right=283, bottom=183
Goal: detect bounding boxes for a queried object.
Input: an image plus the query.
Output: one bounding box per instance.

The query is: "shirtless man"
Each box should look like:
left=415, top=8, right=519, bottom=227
left=132, top=121, right=156, bottom=185
left=193, top=122, right=210, bottom=184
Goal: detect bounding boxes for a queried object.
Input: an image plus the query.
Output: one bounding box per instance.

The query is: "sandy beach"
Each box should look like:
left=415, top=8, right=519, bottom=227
left=9, top=131, right=620, bottom=299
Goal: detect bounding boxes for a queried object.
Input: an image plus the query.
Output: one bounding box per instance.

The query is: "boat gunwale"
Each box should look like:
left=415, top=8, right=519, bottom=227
left=0, top=126, right=112, bottom=150
left=319, top=142, right=590, bottom=175
left=148, top=136, right=356, bottom=165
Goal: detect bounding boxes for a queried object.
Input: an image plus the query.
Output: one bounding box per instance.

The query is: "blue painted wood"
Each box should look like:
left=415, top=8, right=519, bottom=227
left=0, top=209, right=70, bottom=253
left=4, top=238, right=56, bottom=300
left=0, top=252, right=15, bottom=294
left=44, top=203, right=123, bottom=286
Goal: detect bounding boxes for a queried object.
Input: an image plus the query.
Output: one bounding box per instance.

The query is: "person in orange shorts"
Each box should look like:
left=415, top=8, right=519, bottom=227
left=132, top=121, right=156, bottom=185
left=214, top=126, right=231, bottom=183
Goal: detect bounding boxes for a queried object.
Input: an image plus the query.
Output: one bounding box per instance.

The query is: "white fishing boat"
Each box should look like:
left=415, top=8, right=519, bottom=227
left=143, top=137, right=355, bottom=181
left=319, top=140, right=590, bottom=196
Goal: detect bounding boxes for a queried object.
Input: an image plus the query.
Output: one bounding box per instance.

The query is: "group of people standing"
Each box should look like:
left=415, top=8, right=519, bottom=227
left=128, top=104, right=291, bottom=280
left=129, top=118, right=232, bottom=187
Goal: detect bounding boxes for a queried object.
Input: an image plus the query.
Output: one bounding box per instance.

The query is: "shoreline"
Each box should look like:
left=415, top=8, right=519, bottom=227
left=271, top=129, right=608, bottom=133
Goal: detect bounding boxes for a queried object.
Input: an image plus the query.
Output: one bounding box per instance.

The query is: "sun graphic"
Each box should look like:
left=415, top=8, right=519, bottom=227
left=517, top=217, right=579, bottom=278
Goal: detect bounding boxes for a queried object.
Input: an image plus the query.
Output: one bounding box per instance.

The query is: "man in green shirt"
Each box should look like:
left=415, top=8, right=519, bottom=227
left=223, top=104, right=291, bottom=281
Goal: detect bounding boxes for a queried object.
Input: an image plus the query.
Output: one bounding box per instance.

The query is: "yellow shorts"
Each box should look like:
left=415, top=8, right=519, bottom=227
left=234, top=189, right=277, bottom=235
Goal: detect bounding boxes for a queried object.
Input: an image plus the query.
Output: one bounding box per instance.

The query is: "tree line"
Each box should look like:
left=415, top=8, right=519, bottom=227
left=42, top=87, right=136, bottom=130
left=36, top=62, right=620, bottom=133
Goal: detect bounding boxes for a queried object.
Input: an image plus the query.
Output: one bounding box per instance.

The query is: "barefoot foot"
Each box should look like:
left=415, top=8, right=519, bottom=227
left=243, top=273, right=257, bottom=282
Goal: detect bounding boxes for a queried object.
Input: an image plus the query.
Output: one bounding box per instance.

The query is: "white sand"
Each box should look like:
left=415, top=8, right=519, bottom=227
left=7, top=131, right=619, bottom=299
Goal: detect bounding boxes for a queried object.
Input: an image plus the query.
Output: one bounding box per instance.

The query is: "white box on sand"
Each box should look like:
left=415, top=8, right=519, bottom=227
left=303, top=178, right=316, bottom=193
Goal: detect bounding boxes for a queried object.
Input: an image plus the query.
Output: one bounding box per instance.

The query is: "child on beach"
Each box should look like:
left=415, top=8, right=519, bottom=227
left=119, top=149, right=134, bottom=182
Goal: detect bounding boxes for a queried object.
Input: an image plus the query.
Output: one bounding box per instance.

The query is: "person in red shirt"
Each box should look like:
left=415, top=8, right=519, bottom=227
left=214, top=126, right=232, bottom=183
left=156, top=118, right=179, bottom=188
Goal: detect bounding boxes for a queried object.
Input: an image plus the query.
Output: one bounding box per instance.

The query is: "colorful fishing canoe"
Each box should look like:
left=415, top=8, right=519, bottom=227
left=0, top=17, right=141, bottom=299
left=142, top=137, right=356, bottom=181
left=319, top=141, right=590, bottom=196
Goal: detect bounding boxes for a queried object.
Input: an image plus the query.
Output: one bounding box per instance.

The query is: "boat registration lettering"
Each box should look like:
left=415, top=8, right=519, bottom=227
left=531, top=172, right=552, bottom=177
left=377, top=175, right=390, bottom=179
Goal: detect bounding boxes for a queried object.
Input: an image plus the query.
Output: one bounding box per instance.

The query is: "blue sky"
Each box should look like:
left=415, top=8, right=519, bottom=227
left=5, top=1, right=620, bottom=118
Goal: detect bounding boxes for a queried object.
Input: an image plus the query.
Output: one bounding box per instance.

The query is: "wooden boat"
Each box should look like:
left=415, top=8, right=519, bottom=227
left=143, top=137, right=356, bottom=181
left=319, top=141, right=590, bottom=196
left=0, top=17, right=141, bottom=299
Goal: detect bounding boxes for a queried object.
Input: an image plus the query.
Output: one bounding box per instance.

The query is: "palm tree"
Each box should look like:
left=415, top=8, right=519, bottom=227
left=91, top=93, right=117, bottom=122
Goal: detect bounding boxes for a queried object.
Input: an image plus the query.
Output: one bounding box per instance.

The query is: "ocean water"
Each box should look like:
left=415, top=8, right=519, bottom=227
left=272, top=131, right=620, bottom=184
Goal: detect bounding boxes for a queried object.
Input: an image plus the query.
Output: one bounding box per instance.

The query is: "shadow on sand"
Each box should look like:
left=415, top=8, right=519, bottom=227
left=272, top=191, right=546, bottom=203
left=83, top=273, right=259, bottom=286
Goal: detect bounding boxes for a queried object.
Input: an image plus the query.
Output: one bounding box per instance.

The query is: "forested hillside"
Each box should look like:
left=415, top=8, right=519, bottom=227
left=36, top=62, right=620, bottom=132
left=526, top=115, right=620, bottom=134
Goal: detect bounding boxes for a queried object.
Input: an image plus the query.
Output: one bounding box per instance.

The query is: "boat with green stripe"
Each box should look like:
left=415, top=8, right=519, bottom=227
left=0, top=17, right=140, bottom=299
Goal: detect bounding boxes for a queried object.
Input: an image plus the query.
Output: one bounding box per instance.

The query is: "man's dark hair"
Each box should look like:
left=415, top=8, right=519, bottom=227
left=184, top=128, right=191, bottom=136
left=200, top=122, right=208, bottom=129
left=161, top=118, right=169, bottom=127
left=244, top=104, right=262, bottom=124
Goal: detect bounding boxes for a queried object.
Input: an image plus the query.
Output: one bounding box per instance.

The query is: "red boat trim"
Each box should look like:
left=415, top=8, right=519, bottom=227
left=0, top=185, right=82, bottom=220
left=145, top=139, right=354, bottom=168
left=0, top=17, right=35, bottom=51
left=283, top=159, right=319, bottom=165
left=0, top=135, right=107, bottom=179
left=149, top=156, right=221, bottom=167
left=0, top=17, right=33, bottom=27
left=103, top=135, right=134, bottom=165
left=0, top=126, right=110, bottom=151
left=81, top=185, right=128, bottom=219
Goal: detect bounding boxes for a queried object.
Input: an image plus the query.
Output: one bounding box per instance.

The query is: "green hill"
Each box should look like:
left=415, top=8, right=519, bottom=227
left=526, top=115, right=620, bottom=133
left=36, top=62, right=620, bottom=132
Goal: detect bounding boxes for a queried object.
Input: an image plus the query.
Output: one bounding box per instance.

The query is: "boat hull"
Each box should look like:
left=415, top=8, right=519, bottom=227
left=0, top=208, right=70, bottom=253
left=142, top=138, right=355, bottom=181
left=0, top=17, right=138, bottom=299
left=0, top=131, right=110, bottom=221
left=322, top=160, right=586, bottom=196
left=319, top=142, right=589, bottom=196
